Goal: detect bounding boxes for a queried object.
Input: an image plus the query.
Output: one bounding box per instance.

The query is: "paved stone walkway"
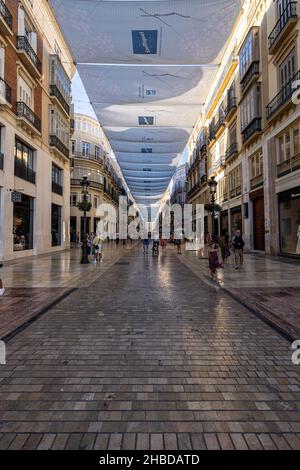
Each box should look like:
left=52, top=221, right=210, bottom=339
left=0, top=247, right=300, bottom=449
left=0, top=242, right=134, bottom=339
left=178, top=248, right=300, bottom=340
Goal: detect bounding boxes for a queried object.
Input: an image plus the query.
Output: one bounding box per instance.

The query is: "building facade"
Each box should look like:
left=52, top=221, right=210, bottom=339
left=0, top=0, right=75, bottom=261
left=70, top=113, right=126, bottom=240
left=187, top=0, right=300, bottom=258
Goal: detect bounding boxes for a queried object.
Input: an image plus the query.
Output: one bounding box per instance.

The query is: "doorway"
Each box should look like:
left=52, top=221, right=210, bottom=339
left=252, top=196, right=265, bottom=250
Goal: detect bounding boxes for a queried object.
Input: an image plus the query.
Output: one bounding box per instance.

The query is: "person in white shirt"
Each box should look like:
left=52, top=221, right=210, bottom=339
left=93, top=235, right=103, bottom=264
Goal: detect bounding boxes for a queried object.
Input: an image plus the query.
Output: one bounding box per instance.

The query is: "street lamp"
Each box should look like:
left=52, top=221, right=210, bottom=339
left=208, top=176, right=218, bottom=243
left=80, top=175, right=90, bottom=264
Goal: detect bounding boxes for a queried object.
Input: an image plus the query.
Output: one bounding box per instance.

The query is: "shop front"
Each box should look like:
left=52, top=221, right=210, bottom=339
left=278, top=186, right=300, bottom=257
left=230, top=205, right=242, bottom=236
left=13, top=194, right=34, bottom=251
left=51, top=204, right=62, bottom=247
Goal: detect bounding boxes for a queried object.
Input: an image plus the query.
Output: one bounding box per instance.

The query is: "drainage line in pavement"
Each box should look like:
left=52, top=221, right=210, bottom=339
left=223, top=288, right=294, bottom=343
left=1, top=288, right=77, bottom=344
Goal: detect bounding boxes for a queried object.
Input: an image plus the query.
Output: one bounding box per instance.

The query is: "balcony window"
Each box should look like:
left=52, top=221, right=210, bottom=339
left=240, top=84, right=261, bottom=132
left=250, top=150, right=263, bottom=189
left=50, top=55, right=71, bottom=114
left=269, top=1, right=298, bottom=53
left=239, top=27, right=259, bottom=82
left=82, top=142, right=90, bottom=157
left=52, top=164, right=63, bottom=195
left=276, top=122, right=300, bottom=177
left=14, top=139, right=35, bottom=184
left=228, top=165, right=242, bottom=199
left=49, top=106, right=70, bottom=157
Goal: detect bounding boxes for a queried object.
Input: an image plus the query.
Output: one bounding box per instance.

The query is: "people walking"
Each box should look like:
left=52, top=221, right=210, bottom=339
left=143, top=237, right=149, bottom=254
left=208, top=242, right=223, bottom=281
left=93, top=234, right=103, bottom=264
left=218, top=229, right=231, bottom=265
left=87, top=233, right=94, bottom=256
left=232, top=229, right=245, bottom=269
left=175, top=238, right=182, bottom=254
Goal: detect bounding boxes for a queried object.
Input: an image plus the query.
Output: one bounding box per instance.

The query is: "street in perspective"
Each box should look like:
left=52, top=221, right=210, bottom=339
left=0, top=0, right=300, bottom=462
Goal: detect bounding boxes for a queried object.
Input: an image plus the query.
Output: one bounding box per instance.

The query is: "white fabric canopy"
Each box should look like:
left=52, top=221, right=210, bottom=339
left=50, top=0, right=242, bottom=215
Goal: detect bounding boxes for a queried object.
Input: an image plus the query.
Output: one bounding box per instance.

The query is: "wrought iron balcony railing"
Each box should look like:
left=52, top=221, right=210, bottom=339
left=225, top=96, right=237, bottom=118
left=277, top=152, right=300, bottom=177
left=15, top=158, right=36, bottom=184
left=16, top=101, right=41, bottom=132
left=52, top=181, right=63, bottom=196
left=269, top=2, right=297, bottom=52
left=266, top=69, right=300, bottom=120
left=50, top=135, right=69, bottom=158
left=250, top=173, right=264, bottom=190
left=241, top=61, right=259, bottom=93
left=17, top=36, right=42, bottom=73
left=225, top=142, right=238, bottom=161
left=0, top=0, right=12, bottom=30
left=242, top=118, right=262, bottom=143
left=72, top=151, right=103, bottom=164
left=50, top=85, right=70, bottom=115
left=0, top=77, right=11, bottom=104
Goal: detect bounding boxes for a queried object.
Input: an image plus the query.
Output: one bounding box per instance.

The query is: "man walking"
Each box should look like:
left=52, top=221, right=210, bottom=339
left=232, top=229, right=245, bottom=269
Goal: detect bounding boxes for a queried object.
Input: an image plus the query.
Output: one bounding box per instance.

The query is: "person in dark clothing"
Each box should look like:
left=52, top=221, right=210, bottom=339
left=208, top=243, right=223, bottom=281
left=218, top=229, right=231, bottom=265
left=232, top=229, right=245, bottom=269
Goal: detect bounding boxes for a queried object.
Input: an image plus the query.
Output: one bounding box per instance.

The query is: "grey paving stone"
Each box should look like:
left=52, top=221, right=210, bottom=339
left=0, top=249, right=299, bottom=450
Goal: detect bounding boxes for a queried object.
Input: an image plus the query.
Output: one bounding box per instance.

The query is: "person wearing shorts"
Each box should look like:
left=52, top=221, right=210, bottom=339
left=93, top=235, right=103, bottom=264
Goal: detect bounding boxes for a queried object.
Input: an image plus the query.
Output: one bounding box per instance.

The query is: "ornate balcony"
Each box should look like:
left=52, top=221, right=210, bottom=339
left=241, top=61, right=259, bottom=94
left=0, top=77, right=12, bottom=106
left=277, top=153, right=300, bottom=178
left=225, top=142, right=238, bottom=161
left=17, top=36, right=42, bottom=77
left=50, top=135, right=70, bottom=159
left=0, top=0, right=12, bottom=36
left=72, top=151, right=103, bottom=165
left=52, top=181, right=63, bottom=196
left=71, top=178, right=104, bottom=191
left=16, top=101, right=41, bottom=134
left=15, top=158, right=36, bottom=184
left=269, top=2, right=297, bottom=54
left=50, top=85, right=70, bottom=115
left=266, top=69, right=300, bottom=120
left=225, top=96, right=237, bottom=121
left=242, top=118, right=262, bottom=144
left=250, top=173, right=264, bottom=190
left=230, top=185, right=241, bottom=199
left=214, top=115, right=225, bottom=137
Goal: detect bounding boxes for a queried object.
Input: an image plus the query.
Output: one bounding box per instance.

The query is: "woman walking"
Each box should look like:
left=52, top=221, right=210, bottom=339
left=218, top=229, right=231, bottom=265
left=208, top=242, right=223, bottom=281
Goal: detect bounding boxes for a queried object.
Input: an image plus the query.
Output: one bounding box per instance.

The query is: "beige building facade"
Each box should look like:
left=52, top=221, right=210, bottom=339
left=70, top=113, right=126, bottom=241
left=187, top=0, right=300, bottom=258
left=0, top=0, right=75, bottom=261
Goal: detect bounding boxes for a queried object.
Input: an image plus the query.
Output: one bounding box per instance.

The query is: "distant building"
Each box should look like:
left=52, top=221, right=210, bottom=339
left=70, top=113, right=126, bottom=240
